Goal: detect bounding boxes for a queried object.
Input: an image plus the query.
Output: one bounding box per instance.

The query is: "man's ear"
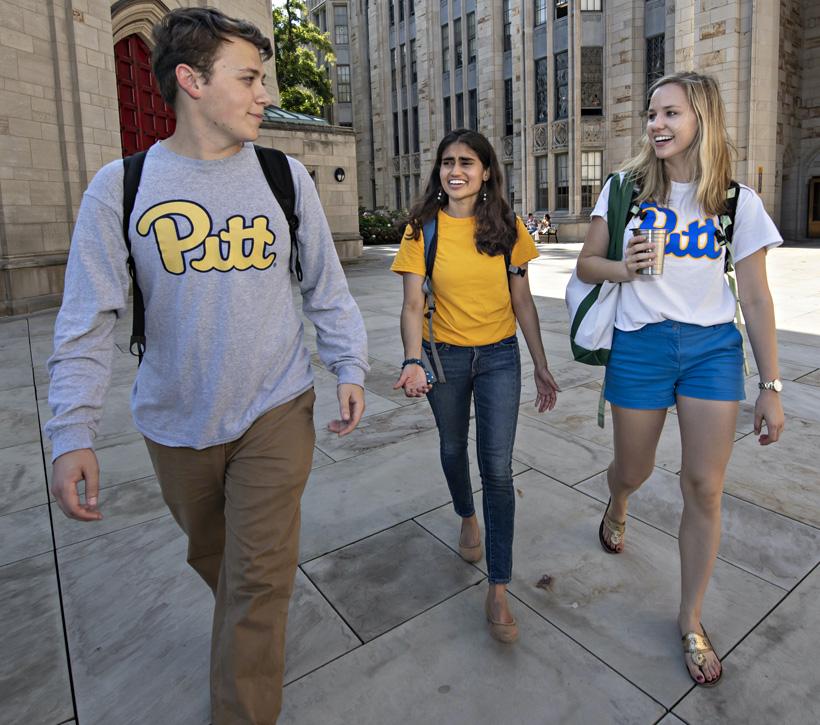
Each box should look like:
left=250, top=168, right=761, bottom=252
left=175, top=64, right=203, bottom=100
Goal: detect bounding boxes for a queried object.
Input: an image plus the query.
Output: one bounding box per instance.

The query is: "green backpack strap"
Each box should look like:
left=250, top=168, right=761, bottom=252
left=593, top=173, right=639, bottom=427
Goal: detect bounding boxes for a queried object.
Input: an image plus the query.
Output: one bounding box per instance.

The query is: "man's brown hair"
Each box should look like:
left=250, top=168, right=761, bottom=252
left=151, top=7, right=273, bottom=106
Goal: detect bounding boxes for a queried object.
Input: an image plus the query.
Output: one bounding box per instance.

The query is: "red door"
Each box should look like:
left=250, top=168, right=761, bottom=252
left=115, top=34, right=175, bottom=156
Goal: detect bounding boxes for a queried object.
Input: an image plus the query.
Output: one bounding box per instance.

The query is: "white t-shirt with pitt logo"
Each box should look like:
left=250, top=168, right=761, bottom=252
left=591, top=176, right=782, bottom=332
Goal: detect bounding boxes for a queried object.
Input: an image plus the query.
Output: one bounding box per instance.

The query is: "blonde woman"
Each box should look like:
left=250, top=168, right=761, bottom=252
left=576, top=72, right=784, bottom=686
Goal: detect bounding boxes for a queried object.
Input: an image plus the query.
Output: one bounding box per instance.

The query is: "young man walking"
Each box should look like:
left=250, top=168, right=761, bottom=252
left=46, top=8, right=368, bottom=722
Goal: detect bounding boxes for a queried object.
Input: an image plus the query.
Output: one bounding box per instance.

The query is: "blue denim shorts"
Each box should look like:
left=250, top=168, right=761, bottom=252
left=604, top=320, right=745, bottom=410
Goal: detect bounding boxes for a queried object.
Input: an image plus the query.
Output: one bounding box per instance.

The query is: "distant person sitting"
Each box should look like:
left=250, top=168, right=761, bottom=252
left=539, top=213, right=558, bottom=241
left=525, top=212, right=538, bottom=237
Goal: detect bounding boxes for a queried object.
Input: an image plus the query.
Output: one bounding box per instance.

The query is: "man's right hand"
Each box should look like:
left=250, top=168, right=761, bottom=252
left=51, top=448, right=103, bottom=521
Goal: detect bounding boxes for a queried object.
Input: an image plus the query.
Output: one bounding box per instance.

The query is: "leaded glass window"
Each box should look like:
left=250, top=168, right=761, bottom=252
left=581, top=151, right=602, bottom=208
left=467, top=12, right=476, bottom=64
left=503, top=0, right=512, bottom=51
left=535, top=58, right=548, bottom=124
left=504, top=79, right=514, bottom=136
left=334, top=5, right=348, bottom=45
left=555, top=51, right=568, bottom=119
left=442, top=24, right=450, bottom=74
left=535, top=0, right=547, bottom=26
left=555, top=153, right=569, bottom=209
left=454, top=17, right=463, bottom=69
left=337, top=64, right=351, bottom=102
left=536, top=155, right=548, bottom=210
left=647, top=34, right=665, bottom=99
left=469, top=89, right=478, bottom=131
left=581, top=47, right=603, bottom=115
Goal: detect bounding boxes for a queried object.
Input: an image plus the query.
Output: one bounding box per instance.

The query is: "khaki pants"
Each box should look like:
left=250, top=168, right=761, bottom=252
left=145, top=389, right=316, bottom=724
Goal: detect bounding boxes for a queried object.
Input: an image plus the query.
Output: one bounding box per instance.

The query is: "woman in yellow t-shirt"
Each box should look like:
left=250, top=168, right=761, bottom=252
left=392, top=129, right=560, bottom=643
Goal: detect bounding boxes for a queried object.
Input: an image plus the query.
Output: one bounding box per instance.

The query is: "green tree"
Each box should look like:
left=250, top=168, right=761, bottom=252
left=273, top=0, right=335, bottom=116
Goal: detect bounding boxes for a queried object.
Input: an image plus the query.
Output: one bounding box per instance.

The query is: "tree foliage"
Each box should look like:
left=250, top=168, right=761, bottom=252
left=273, top=0, right=335, bottom=116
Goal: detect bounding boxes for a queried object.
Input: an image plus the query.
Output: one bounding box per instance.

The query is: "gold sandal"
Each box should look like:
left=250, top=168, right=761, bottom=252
left=682, top=626, right=723, bottom=687
left=598, top=498, right=625, bottom=554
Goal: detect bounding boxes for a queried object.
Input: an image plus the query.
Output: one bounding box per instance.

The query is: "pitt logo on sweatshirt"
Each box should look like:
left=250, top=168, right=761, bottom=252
left=137, top=200, right=277, bottom=274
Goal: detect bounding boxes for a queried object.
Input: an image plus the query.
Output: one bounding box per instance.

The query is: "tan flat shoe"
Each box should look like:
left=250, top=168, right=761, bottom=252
left=458, top=540, right=483, bottom=563
left=485, top=600, right=519, bottom=644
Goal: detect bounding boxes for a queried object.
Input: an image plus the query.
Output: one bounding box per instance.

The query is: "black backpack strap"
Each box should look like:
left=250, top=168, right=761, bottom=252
left=506, top=210, right=526, bottom=279
left=718, top=181, right=741, bottom=272
left=254, top=145, right=302, bottom=281
left=122, top=151, right=148, bottom=363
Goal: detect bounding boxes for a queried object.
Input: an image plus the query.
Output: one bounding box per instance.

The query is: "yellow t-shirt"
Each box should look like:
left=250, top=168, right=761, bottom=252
left=391, top=211, right=539, bottom=346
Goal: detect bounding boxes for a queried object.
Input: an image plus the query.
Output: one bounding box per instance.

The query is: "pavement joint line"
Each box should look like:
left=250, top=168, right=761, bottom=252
left=287, top=571, right=485, bottom=690
left=295, top=563, right=364, bottom=649
left=28, top=319, right=81, bottom=724
left=504, top=587, right=669, bottom=712
left=666, top=558, right=820, bottom=716
left=298, top=510, right=450, bottom=568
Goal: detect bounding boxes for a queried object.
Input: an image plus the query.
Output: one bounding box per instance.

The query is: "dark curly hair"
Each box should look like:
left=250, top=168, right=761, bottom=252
left=406, top=129, right=517, bottom=256
left=151, top=7, right=273, bottom=106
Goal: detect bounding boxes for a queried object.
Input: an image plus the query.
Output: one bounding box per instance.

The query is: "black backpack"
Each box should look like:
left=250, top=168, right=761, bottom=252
left=121, top=145, right=301, bottom=364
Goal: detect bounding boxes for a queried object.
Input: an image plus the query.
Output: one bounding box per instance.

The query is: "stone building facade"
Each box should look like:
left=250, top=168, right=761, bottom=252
left=319, top=0, right=820, bottom=243
left=0, top=0, right=362, bottom=317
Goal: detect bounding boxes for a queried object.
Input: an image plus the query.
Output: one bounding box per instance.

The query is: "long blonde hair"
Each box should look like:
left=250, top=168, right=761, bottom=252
left=621, top=71, right=734, bottom=217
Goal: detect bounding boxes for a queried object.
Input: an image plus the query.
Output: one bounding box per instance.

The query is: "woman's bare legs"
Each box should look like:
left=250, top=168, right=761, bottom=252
left=675, top=394, right=738, bottom=684
left=602, top=405, right=668, bottom=551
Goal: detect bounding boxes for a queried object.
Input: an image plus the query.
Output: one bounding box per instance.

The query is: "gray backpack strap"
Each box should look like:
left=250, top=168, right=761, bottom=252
left=421, top=217, right=446, bottom=382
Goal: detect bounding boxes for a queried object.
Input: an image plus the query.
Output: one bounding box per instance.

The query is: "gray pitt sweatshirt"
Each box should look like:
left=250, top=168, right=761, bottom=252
left=46, top=142, right=368, bottom=460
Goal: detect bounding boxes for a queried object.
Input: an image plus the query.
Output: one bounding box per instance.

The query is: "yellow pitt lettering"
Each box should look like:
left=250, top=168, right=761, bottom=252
left=137, top=201, right=210, bottom=275
left=200, top=215, right=275, bottom=272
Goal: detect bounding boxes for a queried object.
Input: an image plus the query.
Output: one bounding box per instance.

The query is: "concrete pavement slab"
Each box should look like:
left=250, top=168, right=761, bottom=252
left=0, top=386, right=39, bottom=449
left=0, top=440, right=48, bottom=515
left=0, top=505, right=52, bottom=566
left=0, top=553, right=73, bottom=725
left=512, top=412, right=612, bottom=485
left=0, top=318, right=29, bottom=344
left=313, top=398, right=436, bottom=461
left=723, top=417, right=820, bottom=528
left=284, top=568, right=362, bottom=684
left=303, top=520, right=483, bottom=642
left=0, top=346, right=33, bottom=391
left=485, top=470, right=782, bottom=706
left=577, top=469, right=820, bottom=590
left=58, top=517, right=212, bottom=725
left=280, top=584, right=665, bottom=725
left=299, top=428, right=529, bottom=563
left=674, top=565, right=820, bottom=725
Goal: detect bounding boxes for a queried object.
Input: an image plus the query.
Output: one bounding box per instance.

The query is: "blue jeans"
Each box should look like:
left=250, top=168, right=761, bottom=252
left=424, top=335, right=521, bottom=584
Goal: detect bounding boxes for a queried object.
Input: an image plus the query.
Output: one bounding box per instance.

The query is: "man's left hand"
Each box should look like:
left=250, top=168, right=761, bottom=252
left=328, top=383, right=366, bottom=436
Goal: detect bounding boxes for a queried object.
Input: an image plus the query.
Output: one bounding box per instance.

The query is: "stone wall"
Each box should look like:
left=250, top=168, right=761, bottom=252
left=258, top=123, right=362, bottom=261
